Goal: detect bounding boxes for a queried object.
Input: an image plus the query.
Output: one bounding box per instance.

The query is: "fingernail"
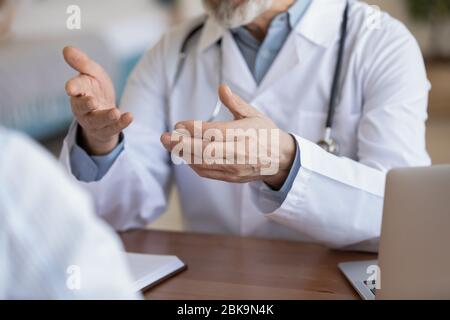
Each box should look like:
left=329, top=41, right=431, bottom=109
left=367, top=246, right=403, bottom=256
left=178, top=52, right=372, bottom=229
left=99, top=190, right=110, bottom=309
left=224, top=85, right=232, bottom=96
left=175, top=123, right=186, bottom=130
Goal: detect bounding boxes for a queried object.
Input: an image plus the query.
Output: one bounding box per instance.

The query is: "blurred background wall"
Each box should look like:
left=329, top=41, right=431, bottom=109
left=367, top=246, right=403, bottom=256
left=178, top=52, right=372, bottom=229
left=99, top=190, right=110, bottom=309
left=0, top=0, right=449, bottom=231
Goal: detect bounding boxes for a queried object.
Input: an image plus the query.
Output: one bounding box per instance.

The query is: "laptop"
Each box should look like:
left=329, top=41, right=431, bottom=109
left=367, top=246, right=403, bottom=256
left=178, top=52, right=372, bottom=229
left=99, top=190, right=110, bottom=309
left=125, top=253, right=186, bottom=293
left=339, top=166, right=450, bottom=300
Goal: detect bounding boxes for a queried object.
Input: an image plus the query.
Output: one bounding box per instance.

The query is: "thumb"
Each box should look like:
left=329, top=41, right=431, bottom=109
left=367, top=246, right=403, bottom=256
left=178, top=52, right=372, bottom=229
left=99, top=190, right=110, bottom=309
left=63, top=46, right=108, bottom=81
left=218, top=85, right=260, bottom=119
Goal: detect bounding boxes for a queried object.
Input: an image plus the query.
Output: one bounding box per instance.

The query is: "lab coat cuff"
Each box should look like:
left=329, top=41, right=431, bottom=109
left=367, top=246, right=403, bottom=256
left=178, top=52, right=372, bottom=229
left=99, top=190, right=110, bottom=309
left=69, top=125, right=125, bottom=183
left=249, top=140, right=301, bottom=214
left=264, top=135, right=317, bottom=218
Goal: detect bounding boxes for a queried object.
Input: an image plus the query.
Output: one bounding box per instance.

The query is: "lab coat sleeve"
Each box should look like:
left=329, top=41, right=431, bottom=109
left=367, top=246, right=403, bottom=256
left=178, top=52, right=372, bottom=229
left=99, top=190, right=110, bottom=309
left=60, top=39, right=172, bottom=231
left=249, top=18, right=431, bottom=251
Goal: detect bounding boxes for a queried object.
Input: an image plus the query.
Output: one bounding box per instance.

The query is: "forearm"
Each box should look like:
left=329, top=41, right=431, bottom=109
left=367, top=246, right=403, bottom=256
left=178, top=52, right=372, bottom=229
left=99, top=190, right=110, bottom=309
left=60, top=122, right=172, bottom=231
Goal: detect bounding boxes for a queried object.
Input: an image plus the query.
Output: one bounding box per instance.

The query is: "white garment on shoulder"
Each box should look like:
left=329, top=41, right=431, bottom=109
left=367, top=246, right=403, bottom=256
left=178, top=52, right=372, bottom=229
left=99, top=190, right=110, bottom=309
left=0, top=129, right=139, bottom=299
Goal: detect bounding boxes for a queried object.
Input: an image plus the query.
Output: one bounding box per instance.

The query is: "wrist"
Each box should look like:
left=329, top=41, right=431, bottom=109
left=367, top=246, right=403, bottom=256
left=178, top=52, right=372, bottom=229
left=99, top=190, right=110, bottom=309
left=279, top=132, right=296, bottom=171
left=263, top=132, right=296, bottom=190
left=263, top=170, right=290, bottom=191
left=79, top=128, right=119, bottom=156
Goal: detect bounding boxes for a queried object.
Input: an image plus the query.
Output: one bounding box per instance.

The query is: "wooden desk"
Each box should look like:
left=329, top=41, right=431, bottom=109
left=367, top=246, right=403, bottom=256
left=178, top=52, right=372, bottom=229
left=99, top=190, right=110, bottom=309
left=120, top=230, right=376, bottom=300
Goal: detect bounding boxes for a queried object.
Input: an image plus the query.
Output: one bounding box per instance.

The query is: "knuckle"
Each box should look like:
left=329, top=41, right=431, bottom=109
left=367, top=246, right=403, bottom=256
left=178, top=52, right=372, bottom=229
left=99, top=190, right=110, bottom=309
left=109, top=109, right=120, bottom=121
left=86, top=115, right=96, bottom=128
left=105, top=123, right=120, bottom=136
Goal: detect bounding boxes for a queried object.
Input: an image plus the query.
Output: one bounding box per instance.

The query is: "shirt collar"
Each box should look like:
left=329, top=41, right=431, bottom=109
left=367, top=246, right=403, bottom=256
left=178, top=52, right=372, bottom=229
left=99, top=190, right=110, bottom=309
left=228, top=0, right=311, bottom=42
left=198, top=0, right=349, bottom=52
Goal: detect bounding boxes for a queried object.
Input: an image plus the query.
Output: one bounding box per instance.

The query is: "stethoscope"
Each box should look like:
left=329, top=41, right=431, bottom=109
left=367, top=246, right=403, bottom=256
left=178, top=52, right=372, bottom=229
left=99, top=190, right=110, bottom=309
left=174, top=2, right=349, bottom=156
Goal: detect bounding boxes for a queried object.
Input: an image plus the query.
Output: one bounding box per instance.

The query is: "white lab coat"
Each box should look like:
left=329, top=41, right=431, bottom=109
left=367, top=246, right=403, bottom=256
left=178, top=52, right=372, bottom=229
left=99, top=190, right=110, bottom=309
left=61, top=0, right=431, bottom=252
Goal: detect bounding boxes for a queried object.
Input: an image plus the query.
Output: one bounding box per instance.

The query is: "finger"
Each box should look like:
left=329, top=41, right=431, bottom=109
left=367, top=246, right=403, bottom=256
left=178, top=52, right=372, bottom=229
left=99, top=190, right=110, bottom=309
left=162, top=134, right=221, bottom=154
left=161, top=134, right=245, bottom=168
left=66, top=74, right=94, bottom=97
left=189, top=166, right=227, bottom=180
left=95, top=112, right=133, bottom=138
left=174, top=119, right=251, bottom=141
left=190, top=166, right=256, bottom=183
left=160, top=132, right=172, bottom=149
left=161, top=133, right=224, bottom=164
left=63, top=46, right=108, bottom=81
left=218, top=84, right=261, bottom=119
left=83, top=108, right=121, bottom=130
left=71, top=96, right=100, bottom=117
left=190, top=162, right=237, bottom=173
left=160, top=134, right=203, bottom=163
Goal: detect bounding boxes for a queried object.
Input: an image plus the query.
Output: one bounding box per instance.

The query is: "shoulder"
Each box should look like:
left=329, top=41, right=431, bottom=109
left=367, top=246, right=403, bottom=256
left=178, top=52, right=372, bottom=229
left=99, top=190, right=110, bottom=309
left=128, top=15, right=207, bottom=88
left=160, top=15, right=207, bottom=52
left=0, top=129, right=93, bottom=222
left=0, top=129, right=51, bottom=178
left=348, top=1, right=421, bottom=57
left=346, top=2, right=429, bottom=106
left=140, top=15, right=207, bottom=65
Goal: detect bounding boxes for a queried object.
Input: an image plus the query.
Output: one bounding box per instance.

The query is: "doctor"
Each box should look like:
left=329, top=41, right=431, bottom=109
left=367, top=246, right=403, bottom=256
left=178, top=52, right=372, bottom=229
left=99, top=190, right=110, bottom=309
left=61, top=0, right=430, bottom=251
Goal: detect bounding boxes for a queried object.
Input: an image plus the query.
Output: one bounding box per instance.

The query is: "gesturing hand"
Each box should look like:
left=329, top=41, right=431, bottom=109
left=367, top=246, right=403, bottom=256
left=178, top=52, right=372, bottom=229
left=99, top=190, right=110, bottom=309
left=161, top=85, right=296, bottom=190
left=63, top=46, right=133, bottom=155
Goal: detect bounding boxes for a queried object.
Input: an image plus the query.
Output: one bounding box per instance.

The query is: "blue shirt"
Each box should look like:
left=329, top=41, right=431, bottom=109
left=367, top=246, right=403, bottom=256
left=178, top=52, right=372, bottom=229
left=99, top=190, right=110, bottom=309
left=70, top=0, right=310, bottom=205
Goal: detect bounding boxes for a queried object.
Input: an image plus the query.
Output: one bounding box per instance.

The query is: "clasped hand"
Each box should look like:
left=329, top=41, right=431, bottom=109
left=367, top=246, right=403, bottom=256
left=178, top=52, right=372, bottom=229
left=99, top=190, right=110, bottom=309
left=161, top=85, right=296, bottom=190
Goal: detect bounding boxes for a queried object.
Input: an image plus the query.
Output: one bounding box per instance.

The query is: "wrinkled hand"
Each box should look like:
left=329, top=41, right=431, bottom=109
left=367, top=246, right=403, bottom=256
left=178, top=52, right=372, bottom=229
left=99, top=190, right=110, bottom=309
left=161, top=85, right=296, bottom=190
left=63, top=46, right=133, bottom=155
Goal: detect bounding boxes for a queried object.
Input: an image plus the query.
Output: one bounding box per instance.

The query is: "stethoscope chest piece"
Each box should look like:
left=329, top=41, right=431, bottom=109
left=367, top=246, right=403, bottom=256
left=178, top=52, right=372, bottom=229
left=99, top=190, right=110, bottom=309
left=317, top=139, right=340, bottom=156
left=317, top=127, right=340, bottom=156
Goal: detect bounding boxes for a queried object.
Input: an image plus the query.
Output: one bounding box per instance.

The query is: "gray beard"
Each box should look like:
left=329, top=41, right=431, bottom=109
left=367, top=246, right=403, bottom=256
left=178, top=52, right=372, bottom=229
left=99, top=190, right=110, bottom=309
left=202, top=0, right=273, bottom=29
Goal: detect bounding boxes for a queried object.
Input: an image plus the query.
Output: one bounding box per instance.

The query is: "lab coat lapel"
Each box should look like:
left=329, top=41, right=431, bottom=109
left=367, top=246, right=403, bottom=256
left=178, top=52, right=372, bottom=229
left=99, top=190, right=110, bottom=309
left=198, top=17, right=257, bottom=99
left=221, top=31, right=258, bottom=100
left=255, top=33, right=301, bottom=95
left=255, top=0, right=347, bottom=96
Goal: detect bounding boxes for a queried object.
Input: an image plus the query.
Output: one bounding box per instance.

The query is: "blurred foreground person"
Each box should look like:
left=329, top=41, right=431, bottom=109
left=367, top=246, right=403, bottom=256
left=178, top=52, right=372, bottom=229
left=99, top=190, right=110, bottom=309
left=0, top=128, right=138, bottom=299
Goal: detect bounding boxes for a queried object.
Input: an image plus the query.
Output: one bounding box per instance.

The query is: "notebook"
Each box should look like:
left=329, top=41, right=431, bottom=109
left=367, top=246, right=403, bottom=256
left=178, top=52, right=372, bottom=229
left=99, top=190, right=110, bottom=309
left=125, top=252, right=187, bottom=292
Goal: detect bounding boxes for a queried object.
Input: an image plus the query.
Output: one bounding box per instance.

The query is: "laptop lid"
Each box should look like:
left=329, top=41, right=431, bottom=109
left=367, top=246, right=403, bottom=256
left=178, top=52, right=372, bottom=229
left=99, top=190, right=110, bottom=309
left=377, top=166, right=450, bottom=299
